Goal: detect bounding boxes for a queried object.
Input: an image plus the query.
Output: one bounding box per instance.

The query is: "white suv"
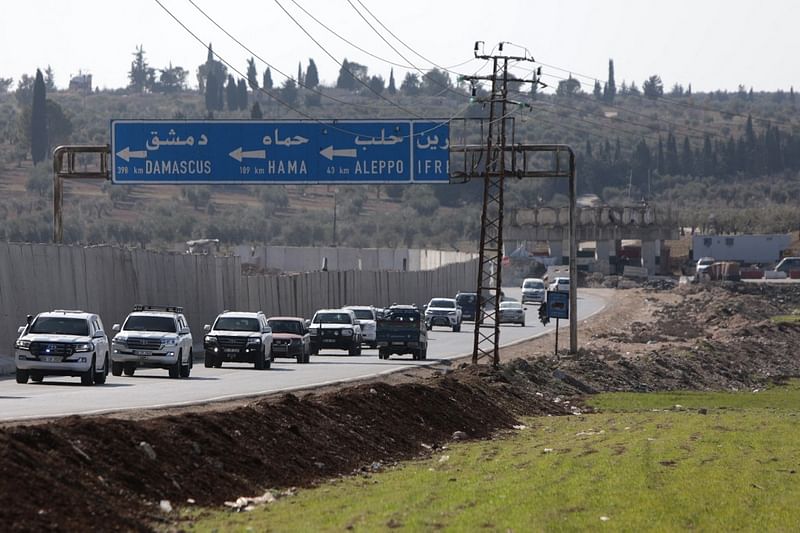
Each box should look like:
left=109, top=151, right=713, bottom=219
left=345, top=306, right=378, bottom=349
left=424, top=298, right=463, bottom=332
left=111, top=305, right=193, bottom=379
left=203, top=311, right=273, bottom=369
left=15, top=310, right=110, bottom=386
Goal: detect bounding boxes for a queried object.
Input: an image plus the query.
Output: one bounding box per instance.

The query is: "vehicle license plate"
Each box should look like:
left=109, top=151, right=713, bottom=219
left=323, top=339, right=336, bottom=344
left=134, top=350, right=151, bottom=356
left=225, top=348, right=239, bottom=354
left=41, top=356, right=59, bottom=363
left=392, top=342, right=405, bottom=346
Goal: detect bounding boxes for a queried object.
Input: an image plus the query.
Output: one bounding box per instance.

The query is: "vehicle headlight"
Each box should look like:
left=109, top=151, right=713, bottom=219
left=341, top=329, right=353, bottom=336
left=112, top=336, right=127, bottom=346
left=448, top=311, right=456, bottom=316
left=290, top=338, right=301, bottom=345
left=162, top=338, right=178, bottom=346
left=247, top=337, right=261, bottom=345
left=204, top=335, right=217, bottom=343
left=15, top=339, right=31, bottom=350
left=74, top=343, right=93, bottom=353
left=310, top=328, right=320, bottom=336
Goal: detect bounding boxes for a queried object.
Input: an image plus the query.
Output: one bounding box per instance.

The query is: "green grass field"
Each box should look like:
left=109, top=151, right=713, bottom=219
left=184, top=382, right=800, bottom=532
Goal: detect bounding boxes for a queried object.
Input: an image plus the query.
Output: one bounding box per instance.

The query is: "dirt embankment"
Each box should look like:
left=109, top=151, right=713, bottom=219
left=2, top=283, right=800, bottom=531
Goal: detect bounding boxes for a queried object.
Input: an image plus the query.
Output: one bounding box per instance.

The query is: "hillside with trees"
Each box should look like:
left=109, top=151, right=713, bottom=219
left=1, top=49, right=798, bottom=249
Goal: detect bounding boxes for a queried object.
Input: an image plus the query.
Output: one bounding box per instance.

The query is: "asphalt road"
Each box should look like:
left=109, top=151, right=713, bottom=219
left=0, top=288, right=607, bottom=422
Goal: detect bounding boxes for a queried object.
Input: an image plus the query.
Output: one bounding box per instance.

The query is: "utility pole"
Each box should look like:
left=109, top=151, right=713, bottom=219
left=454, top=42, right=579, bottom=367
left=462, top=42, right=534, bottom=367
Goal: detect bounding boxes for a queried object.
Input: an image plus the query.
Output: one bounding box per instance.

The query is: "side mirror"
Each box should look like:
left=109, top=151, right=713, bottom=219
left=203, top=324, right=211, bottom=332
left=112, top=324, right=121, bottom=332
left=93, top=331, right=106, bottom=339
left=262, top=326, right=272, bottom=334
left=180, top=327, right=190, bottom=335
left=26, top=314, right=33, bottom=325
left=304, top=319, right=311, bottom=328
left=17, top=326, right=25, bottom=335
left=523, top=307, right=528, bottom=311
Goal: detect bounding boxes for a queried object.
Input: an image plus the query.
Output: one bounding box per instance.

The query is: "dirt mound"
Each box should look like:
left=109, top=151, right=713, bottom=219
left=0, top=368, right=569, bottom=532
left=3, top=283, right=800, bottom=531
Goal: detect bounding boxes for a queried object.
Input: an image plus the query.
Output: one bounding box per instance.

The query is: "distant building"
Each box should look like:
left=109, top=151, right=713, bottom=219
left=692, top=234, right=792, bottom=265
left=68, top=72, right=92, bottom=94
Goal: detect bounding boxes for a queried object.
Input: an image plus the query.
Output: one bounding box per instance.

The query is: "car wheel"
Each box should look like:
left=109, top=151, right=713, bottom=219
left=421, top=346, right=428, bottom=360
left=30, top=372, right=43, bottom=383
left=111, top=361, right=123, bottom=376
left=180, top=350, right=192, bottom=378
left=348, top=343, right=361, bottom=357
left=204, top=353, right=214, bottom=368
left=94, top=354, right=109, bottom=384
left=378, top=349, right=388, bottom=360
left=81, top=356, right=96, bottom=386
left=123, top=363, right=136, bottom=376
left=255, top=346, right=266, bottom=370
left=168, top=351, right=182, bottom=379
left=520, top=320, right=526, bottom=327
left=412, top=349, right=420, bottom=361
left=453, top=324, right=461, bottom=333
left=15, top=369, right=29, bottom=384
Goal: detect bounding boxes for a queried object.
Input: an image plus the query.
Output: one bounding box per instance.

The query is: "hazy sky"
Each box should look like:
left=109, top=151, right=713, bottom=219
left=4, top=0, right=799, bottom=93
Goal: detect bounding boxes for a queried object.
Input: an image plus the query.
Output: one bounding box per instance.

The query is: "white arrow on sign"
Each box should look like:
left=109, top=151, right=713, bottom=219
left=116, top=147, right=147, bottom=162
left=229, top=147, right=267, bottom=162
left=320, top=145, right=357, bottom=161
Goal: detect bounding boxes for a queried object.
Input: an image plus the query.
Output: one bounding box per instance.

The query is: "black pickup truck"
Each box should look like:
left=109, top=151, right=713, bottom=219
left=375, top=305, right=428, bottom=361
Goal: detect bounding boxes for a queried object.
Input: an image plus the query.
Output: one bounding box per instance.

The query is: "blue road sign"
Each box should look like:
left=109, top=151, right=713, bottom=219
left=546, top=291, right=570, bottom=320
left=111, top=120, right=449, bottom=184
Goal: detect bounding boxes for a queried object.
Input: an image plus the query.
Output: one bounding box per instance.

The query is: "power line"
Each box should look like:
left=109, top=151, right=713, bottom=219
left=273, top=0, right=424, bottom=118
left=351, top=0, right=475, bottom=77
left=345, top=0, right=470, bottom=100
left=153, top=0, right=470, bottom=140
left=186, top=0, right=376, bottom=111
left=154, top=0, right=471, bottom=138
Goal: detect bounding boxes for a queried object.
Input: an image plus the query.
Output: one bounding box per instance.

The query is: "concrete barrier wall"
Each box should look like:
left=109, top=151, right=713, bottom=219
left=232, top=245, right=476, bottom=273
left=0, top=243, right=477, bottom=356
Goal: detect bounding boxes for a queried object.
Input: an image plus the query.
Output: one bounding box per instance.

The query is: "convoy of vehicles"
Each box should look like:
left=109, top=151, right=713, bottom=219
left=14, top=310, right=110, bottom=385
left=111, top=305, right=193, bottom=379
left=424, top=298, right=463, bottom=332
left=376, top=305, right=428, bottom=360
left=203, top=311, right=273, bottom=369
left=14, top=287, right=544, bottom=383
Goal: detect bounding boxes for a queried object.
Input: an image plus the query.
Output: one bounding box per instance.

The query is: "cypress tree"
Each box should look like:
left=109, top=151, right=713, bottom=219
left=237, top=78, right=248, bottom=110
left=31, top=68, right=48, bottom=165
left=305, top=59, right=319, bottom=89
left=246, top=57, right=258, bottom=90
left=225, top=75, right=237, bottom=110
left=593, top=80, right=602, bottom=100
left=657, top=136, right=664, bottom=175
left=263, top=68, right=273, bottom=90
left=250, top=102, right=263, bottom=119
left=388, top=68, right=397, bottom=94
left=681, top=136, right=694, bottom=176
left=665, top=132, right=679, bottom=175
left=606, top=59, right=616, bottom=103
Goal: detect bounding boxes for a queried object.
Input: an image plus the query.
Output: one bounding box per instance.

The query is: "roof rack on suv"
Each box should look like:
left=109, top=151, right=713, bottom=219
left=52, top=309, right=86, bottom=314
left=133, top=304, right=184, bottom=313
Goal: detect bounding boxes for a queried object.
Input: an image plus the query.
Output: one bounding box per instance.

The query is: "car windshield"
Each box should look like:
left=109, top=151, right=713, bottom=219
left=123, top=315, right=176, bottom=332
left=214, top=317, right=260, bottom=332
left=384, top=310, right=420, bottom=322
left=429, top=299, right=455, bottom=308
left=351, top=309, right=374, bottom=320
left=268, top=320, right=303, bottom=334
left=29, top=317, right=89, bottom=336
left=500, top=302, right=522, bottom=310
left=523, top=280, right=544, bottom=289
left=699, top=259, right=714, bottom=266
left=557, top=279, right=570, bottom=284
left=456, top=294, right=477, bottom=304
left=313, top=313, right=351, bottom=324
